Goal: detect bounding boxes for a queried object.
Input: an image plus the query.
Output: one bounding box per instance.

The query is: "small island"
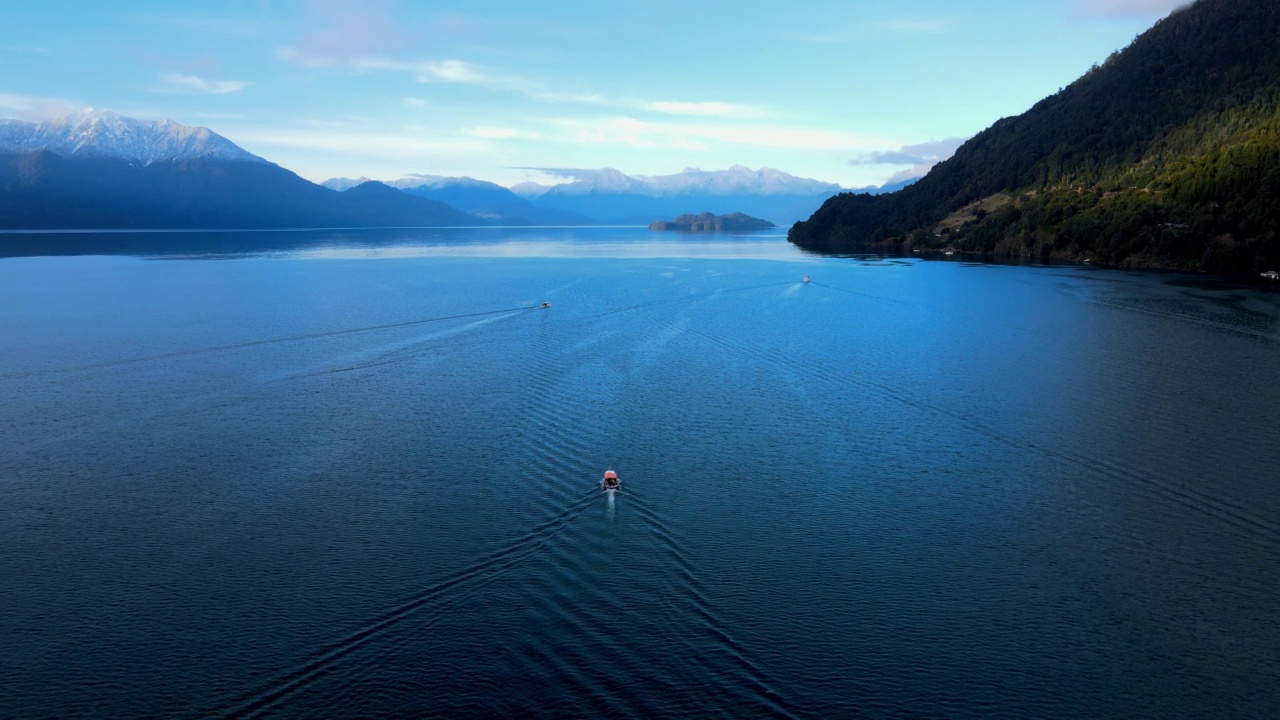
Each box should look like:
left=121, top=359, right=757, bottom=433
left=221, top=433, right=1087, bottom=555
left=648, top=212, right=775, bottom=232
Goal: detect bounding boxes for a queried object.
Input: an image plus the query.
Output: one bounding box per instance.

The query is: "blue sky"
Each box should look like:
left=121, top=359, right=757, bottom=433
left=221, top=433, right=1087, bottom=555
left=1, top=0, right=1187, bottom=187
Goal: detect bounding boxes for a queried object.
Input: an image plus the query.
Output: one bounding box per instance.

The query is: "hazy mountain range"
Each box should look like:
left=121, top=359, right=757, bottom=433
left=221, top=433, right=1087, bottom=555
left=0, top=109, right=910, bottom=231
left=324, top=165, right=909, bottom=226
left=321, top=174, right=594, bottom=226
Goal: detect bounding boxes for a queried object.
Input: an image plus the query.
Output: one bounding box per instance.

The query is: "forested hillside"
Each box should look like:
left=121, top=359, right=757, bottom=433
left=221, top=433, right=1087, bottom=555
left=789, top=0, right=1280, bottom=273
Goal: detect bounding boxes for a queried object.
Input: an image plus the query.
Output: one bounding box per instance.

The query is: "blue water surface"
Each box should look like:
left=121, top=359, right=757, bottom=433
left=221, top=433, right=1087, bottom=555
left=0, top=227, right=1277, bottom=718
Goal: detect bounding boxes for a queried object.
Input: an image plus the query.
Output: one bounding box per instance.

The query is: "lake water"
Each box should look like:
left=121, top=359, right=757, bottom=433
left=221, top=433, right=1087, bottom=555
left=1, top=227, right=1277, bottom=718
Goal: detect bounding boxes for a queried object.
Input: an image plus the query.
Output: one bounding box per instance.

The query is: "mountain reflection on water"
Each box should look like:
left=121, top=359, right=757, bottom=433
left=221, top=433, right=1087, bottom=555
left=0, top=227, right=1277, bottom=719
left=0, top=226, right=799, bottom=261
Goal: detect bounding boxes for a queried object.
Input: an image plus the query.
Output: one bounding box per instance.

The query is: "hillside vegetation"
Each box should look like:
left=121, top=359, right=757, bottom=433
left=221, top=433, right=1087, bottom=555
left=789, top=0, right=1280, bottom=273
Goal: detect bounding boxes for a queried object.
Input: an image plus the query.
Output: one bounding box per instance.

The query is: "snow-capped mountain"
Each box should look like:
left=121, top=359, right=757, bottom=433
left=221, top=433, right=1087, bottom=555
left=388, top=175, right=504, bottom=191
left=537, top=168, right=651, bottom=196
left=0, top=109, right=265, bottom=166
left=515, top=166, right=846, bottom=224
left=533, top=165, right=843, bottom=198
left=326, top=166, right=850, bottom=225
left=0, top=110, right=482, bottom=230
left=636, top=165, right=841, bottom=197
left=320, top=176, right=373, bottom=191
left=329, top=165, right=847, bottom=204
left=324, top=174, right=516, bottom=193
left=510, top=182, right=552, bottom=199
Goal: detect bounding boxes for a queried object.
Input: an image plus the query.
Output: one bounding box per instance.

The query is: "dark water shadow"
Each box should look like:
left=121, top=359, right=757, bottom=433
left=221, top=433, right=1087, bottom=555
left=0, top=226, right=656, bottom=260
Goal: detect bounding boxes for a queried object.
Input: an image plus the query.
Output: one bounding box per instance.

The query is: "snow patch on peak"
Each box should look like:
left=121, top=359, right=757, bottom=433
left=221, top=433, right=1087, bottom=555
left=321, top=176, right=373, bottom=191
left=633, top=165, right=842, bottom=197
left=510, top=182, right=552, bottom=199
left=389, top=175, right=503, bottom=191
left=544, top=167, right=649, bottom=195
left=322, top=175, right=508, bottom=192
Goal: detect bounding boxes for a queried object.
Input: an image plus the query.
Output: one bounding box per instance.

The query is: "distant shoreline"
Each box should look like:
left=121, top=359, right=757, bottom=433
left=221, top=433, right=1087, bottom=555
left=0, top=225, right=647, bottom=234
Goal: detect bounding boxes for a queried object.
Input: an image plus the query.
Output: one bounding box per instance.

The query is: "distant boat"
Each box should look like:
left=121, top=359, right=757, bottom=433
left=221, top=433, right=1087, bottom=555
left=802, top=275, right=810, bottom=283
left=1262, top=270, right=1279, bottom=281
left=602, top=470, right=620, bottom=491
left=539, top=302, right=552, bottom=308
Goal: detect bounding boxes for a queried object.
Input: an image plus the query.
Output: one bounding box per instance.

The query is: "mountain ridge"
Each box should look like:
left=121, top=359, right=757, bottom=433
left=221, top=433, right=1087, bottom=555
left=527, top=165, right=843, bottom=198
left=0, top=110, right=265, bottom=166
left=0, top=111, right=488, bottom=230
left=322, top=166, right=905, bottom=226
left=0, top=151, right=482, bottom=230
left=326, top=165, right=859, bottom=200
left=324, top=174, right=596, bottom=225
left=0, top=108, right=913, bottom=231
left=517, top=166, right=860, bottom=226
left=789, top=0, right=1280, bottom=274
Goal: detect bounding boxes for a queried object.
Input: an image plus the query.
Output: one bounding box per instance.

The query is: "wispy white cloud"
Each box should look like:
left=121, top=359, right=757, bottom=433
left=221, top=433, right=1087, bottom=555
left=531, top=88, right=765, bottom=119
left=849, top=137, right=968, bottom=183
left=281, top=0, right=404, bottom=67
left=468, top=127, right=545, bottom=140
left=848, top=137, right=967, bottom=166
left=403, top=96, right=427, bottom=108
left=283, top=47, right=765, bottom=119
left=149, top=17, right=266, bottom=37
left=356, top=57, right=492, bottom=85
left=784, top=16, right=951, bottom=43
left=281, top=51, right=508, bottom=88
left=228, top=128, right=492, bottom=159
left=544, top=116, right=890, bottom=153
left=155, top=73, right=249, bottom=94
left=346, top=57, right=489, bottom=84
left=781, top=29, right=851, bottom=43
left=276, top=46, right=334, bottom=69
left=530, top=90, right=607, bottom=105
left=298, top=118, right=350, bottom=129
left=870, top=19, right=950, bottom=33
left=646, top=101, right=755, bottom=118
left=278, top=5, right=768, bottom=121
left=424, top=59, right=486, bottom=84
left=186, top=111, right=245, bottom=121
left=1075, top=0, right=1189, bottom=19
left=0, top=92, right=81, bottom=120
